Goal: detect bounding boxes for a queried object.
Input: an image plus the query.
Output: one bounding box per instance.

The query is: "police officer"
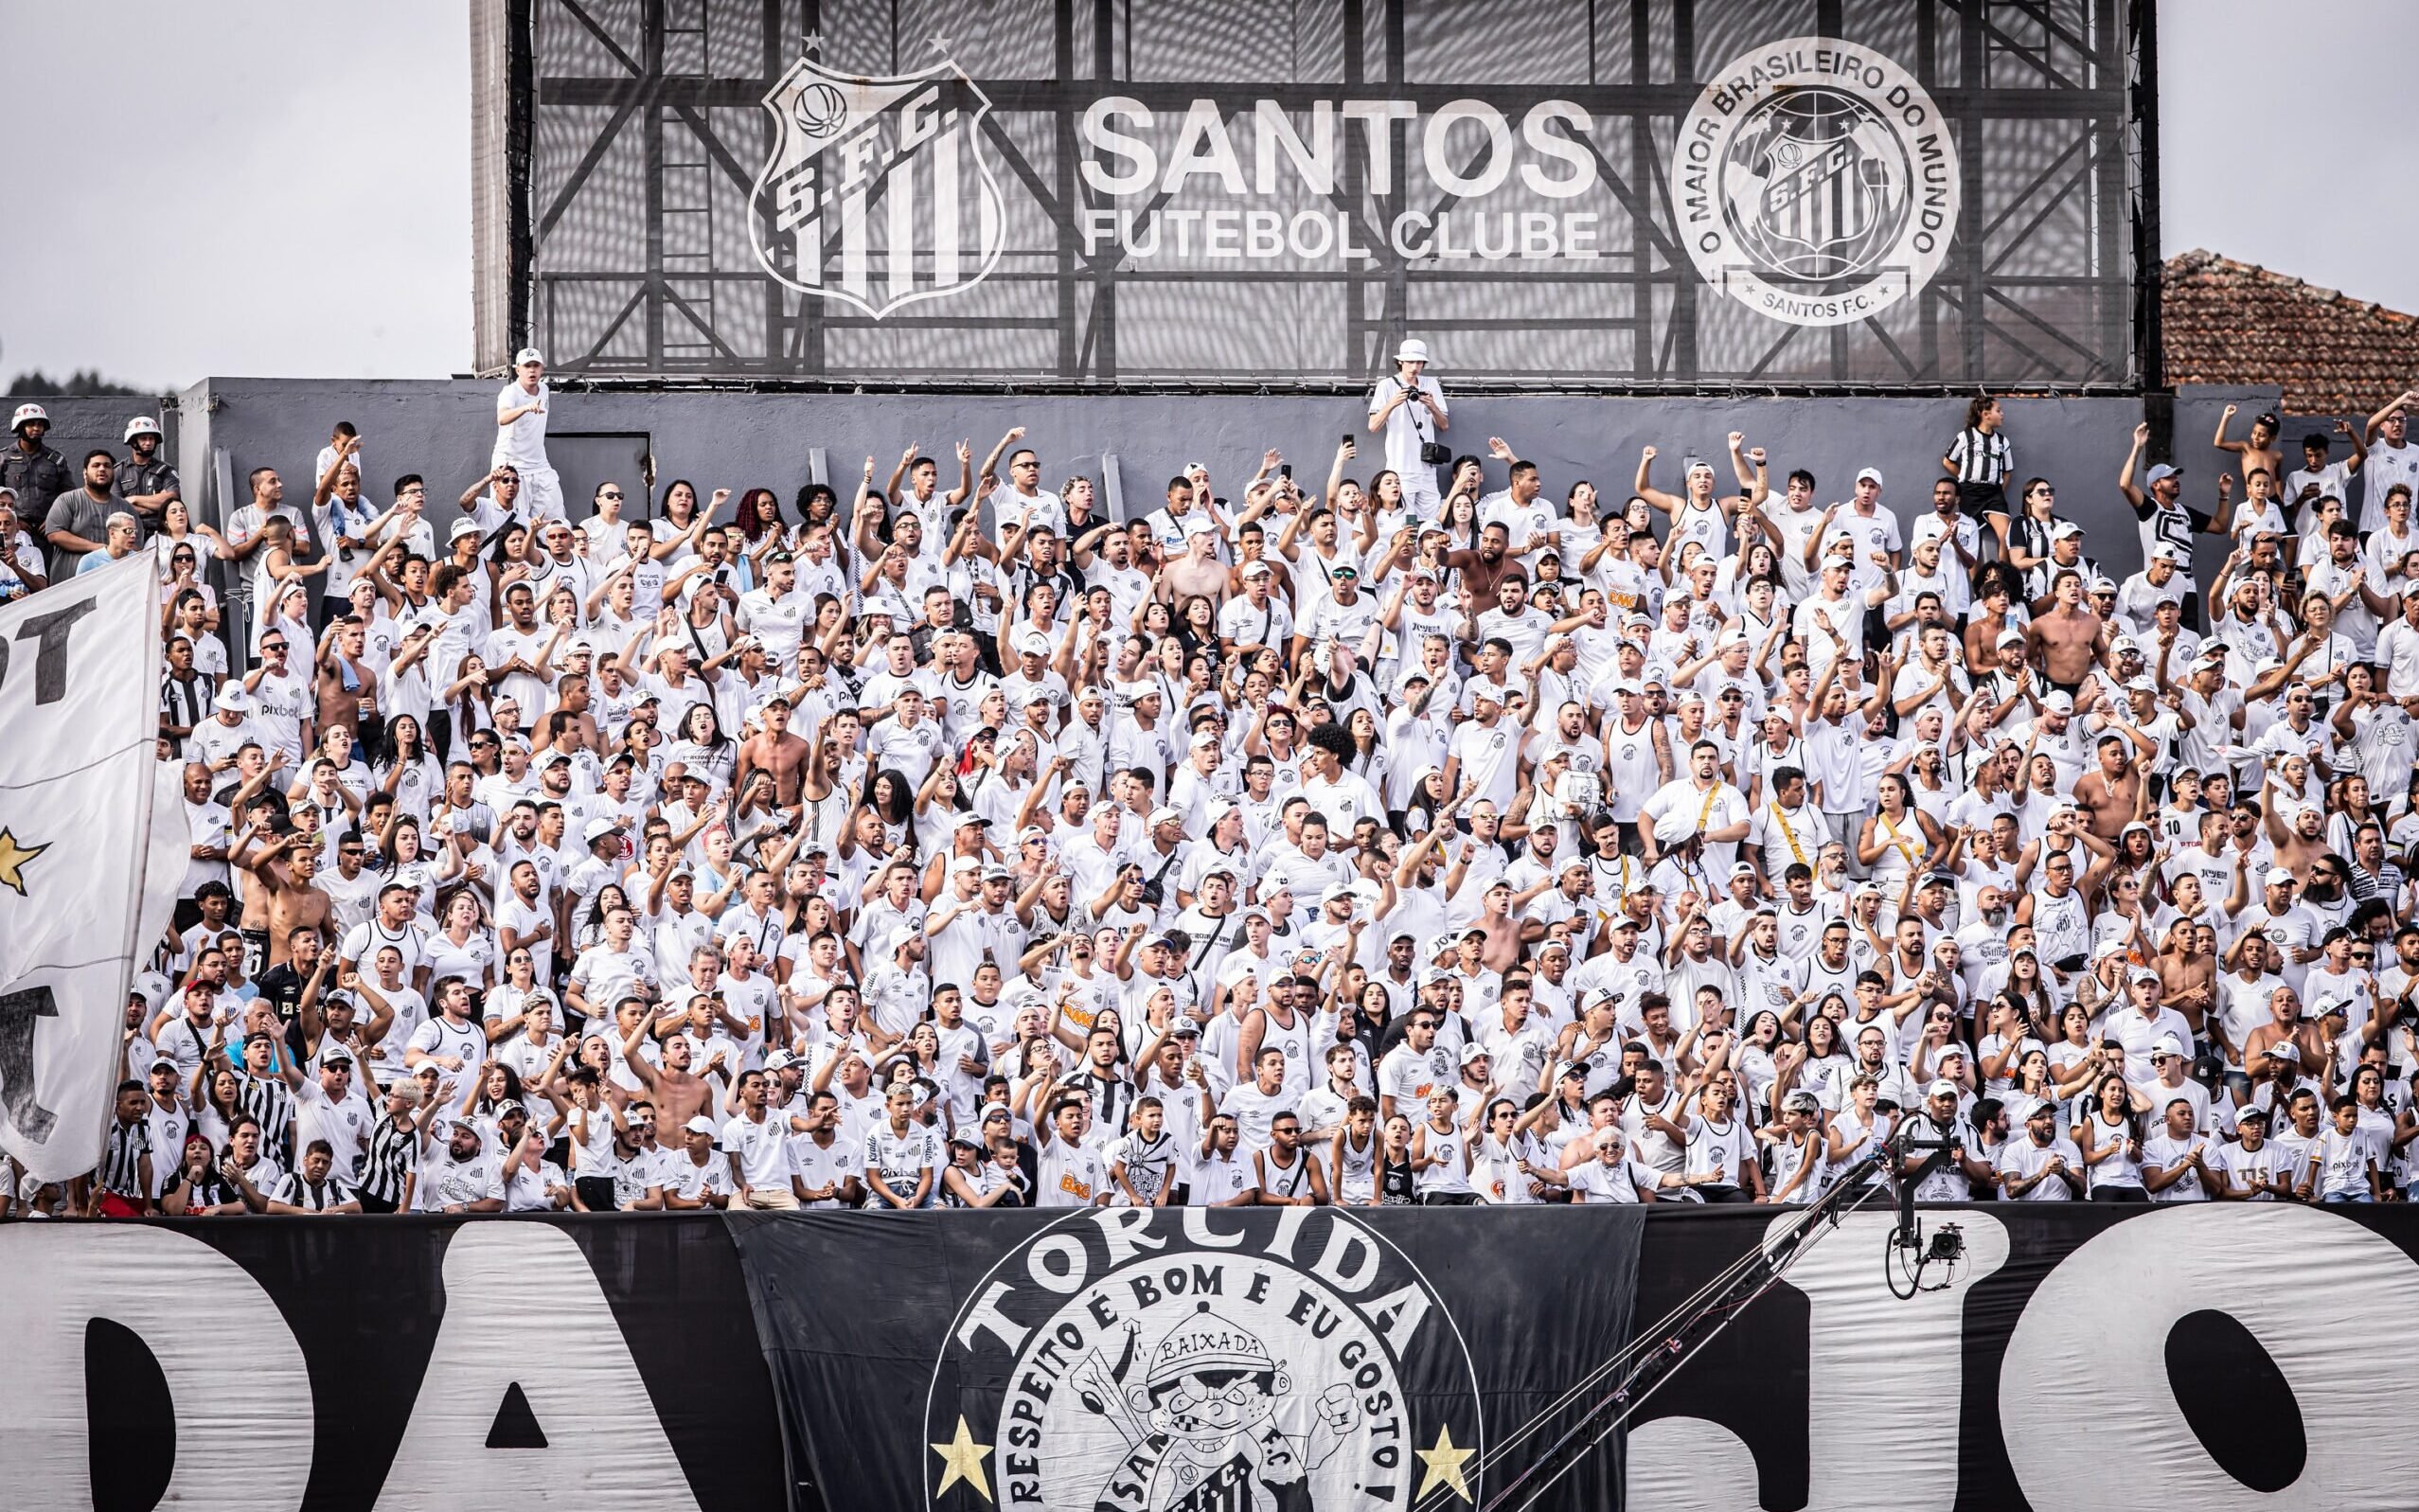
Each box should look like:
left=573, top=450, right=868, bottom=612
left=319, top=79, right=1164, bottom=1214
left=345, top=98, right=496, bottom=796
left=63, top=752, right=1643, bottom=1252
left=1, top=402, right=72, bottom=533
left=117, top=415, right=180, bottom=532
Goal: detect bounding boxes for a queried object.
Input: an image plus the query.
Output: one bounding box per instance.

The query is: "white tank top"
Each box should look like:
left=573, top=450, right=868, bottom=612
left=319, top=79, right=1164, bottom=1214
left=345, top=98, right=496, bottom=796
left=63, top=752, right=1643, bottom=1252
left=1260, top=1007, right=1315, bottom=1096
left=1773, top=1129, right=1825, bottom=1202
left=1416, top=1122, right=1471, bottom=1193
left=2031, top=887, right=2089, bottom=963
left=1830, top=1109, right=1886, bottom=1185
left=2088, top=1111, right=2144, bottom=1190
left=1604, top=719, right=1661, bottom=820
left=1336, top=1128, right=1379, bottom=1195
left=1674, top=497, right=1729, bottom=561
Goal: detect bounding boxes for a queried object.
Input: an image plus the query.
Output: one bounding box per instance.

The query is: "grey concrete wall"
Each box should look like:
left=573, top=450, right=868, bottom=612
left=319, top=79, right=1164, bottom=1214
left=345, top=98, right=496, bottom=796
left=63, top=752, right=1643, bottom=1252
left=161, top=378, right=2173, bottom=575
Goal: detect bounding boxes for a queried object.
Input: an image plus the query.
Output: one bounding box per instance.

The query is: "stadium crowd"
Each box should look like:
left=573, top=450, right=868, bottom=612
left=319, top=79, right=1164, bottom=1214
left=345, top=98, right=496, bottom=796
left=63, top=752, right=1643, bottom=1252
left=9, top=341, right=2419, bottom=1218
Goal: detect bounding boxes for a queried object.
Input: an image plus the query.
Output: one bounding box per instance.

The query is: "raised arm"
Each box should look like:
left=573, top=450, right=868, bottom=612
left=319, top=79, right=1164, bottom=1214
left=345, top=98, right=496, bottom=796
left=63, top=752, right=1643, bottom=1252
left=1633, top=445, right=1683, bottom=516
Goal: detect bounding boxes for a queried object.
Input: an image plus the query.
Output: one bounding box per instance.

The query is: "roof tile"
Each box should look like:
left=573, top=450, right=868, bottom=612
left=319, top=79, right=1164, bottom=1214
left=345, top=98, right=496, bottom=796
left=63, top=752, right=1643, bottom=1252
left=2163, top=249, right=2419, bottom=414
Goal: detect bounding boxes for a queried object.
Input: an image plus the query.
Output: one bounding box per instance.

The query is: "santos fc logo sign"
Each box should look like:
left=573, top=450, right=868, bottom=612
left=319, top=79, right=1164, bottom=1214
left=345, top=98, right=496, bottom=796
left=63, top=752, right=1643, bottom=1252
left=1673, top=38, right=1962, bottom=328
left=926, top=1208, right=1485, bottom=1511
left=753, top=42, right=1959, bottom=329
left=750, top=54, right=1009, bottom=320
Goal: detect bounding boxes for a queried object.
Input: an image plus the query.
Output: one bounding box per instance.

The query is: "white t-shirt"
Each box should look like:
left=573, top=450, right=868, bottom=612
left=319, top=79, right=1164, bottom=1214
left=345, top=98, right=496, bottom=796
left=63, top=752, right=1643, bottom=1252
left=1369, top=374, right=1449, bottom=491
left=1995, top=1135, right=2082, bottom=1200
left=494, top=380, right=551, bottom=468
left=1568, top=1155, right=1659, bottom=1203
left=722, top=1110, right=791, bottom=1188
left=787, top=1131, right=863, bottom=1207
left=1038, top=1137, right=1111, bottom=1208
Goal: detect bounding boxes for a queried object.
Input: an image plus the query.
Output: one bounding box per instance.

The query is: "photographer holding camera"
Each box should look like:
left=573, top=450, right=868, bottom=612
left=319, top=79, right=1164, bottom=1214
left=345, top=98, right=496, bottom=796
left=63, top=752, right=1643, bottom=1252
left=1368, top=338, right=1450, bottom=518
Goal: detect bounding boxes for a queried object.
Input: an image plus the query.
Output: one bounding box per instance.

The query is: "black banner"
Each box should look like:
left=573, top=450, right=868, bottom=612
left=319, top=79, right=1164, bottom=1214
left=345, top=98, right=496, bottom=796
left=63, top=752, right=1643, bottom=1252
left=508, top=0, right=2144, bottom=389
left=727, top=1206, right=1642, bottom=1512
left=19, top=1205, right=2419, bottom=1510
left=1625, top=1203, right=2419, bottom=1512
left=0, top=1216, right=779, bottom=1512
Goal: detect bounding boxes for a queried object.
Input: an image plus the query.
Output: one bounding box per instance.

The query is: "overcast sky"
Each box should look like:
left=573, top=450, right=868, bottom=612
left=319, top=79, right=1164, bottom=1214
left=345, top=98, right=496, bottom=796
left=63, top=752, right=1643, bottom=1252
left=1, top=0, right=2408, bottom=389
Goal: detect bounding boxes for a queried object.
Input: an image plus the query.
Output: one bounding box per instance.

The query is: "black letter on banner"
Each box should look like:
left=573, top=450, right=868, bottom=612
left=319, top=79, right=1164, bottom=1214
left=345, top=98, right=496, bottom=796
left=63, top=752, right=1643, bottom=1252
left=0, top=985, right=60, bottom=1140
left=9, top=598, right=98, bottom=704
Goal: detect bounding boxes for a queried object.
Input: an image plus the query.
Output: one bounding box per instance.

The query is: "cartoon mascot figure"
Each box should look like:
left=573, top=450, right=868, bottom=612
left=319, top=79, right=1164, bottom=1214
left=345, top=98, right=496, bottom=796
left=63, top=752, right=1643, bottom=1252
left=1112, top=1301, right=1361, bottom=1512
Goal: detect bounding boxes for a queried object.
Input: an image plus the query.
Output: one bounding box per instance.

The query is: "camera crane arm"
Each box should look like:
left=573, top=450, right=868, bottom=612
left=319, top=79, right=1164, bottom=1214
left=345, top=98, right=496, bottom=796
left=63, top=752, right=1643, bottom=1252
left=1462, top=1145, right=1891, bottom=1512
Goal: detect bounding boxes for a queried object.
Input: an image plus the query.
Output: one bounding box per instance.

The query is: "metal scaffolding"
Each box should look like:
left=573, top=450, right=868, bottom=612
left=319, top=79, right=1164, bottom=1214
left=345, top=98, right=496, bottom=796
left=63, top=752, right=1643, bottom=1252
left=492, top=0, right=2150, bottom=391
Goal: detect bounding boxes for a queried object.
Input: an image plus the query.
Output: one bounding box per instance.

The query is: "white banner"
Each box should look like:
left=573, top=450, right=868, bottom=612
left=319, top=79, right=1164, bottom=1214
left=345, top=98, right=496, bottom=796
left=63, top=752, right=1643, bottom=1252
left=0, top=553, right=185, bottom=1181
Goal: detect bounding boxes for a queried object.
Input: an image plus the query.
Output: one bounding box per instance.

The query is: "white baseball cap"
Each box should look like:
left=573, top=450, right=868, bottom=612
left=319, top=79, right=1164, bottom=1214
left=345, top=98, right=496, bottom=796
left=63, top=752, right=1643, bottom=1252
left=514, top=347, right=544, bottom=366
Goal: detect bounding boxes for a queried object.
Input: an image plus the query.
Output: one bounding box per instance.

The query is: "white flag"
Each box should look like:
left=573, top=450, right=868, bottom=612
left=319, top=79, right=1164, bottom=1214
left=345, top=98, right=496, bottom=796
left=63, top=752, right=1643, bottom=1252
left=0, top=553, right=186, bottom=1181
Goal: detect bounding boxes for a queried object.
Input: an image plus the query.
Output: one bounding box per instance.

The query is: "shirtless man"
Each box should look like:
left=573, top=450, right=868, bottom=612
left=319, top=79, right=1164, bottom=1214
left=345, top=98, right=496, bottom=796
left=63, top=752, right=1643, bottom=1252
left=2027, top=568, right=2106, bottom=696
left=2070, top=735, right=2151, bottom=842
left=620, top=1012, right=723, bottom=1129
left=1442, top=520, right=1521, bottom=607
left=2241, top=987, right=2327, bottom=1084
left=315, top=614, right=381, bottom=742
left=1963, top=577, right=2020, bottom=680
left=736, top=695, right=811, bottom=807
left=2258, top=771, right=2333, bottom=879
left=1159, top=518, right=1229, bottom=605
left=2156, top=921, right=2217, bottom=1041
left=236, top=833, right=335, bottom=971
left=1468, top=876, right=1539, bottom=973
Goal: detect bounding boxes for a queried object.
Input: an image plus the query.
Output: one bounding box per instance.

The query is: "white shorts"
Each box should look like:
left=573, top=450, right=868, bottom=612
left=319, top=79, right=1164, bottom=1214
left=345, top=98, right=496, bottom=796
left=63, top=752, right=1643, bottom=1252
left=501, top=459, right=563, bottom=523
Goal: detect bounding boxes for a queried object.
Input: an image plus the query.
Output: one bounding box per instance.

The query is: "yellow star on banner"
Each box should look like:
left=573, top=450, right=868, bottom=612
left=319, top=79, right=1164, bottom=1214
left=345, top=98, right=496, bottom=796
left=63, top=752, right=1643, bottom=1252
left=0, top=827, right=47, bottom=898
left=931, top=1414, right=995, bottom=1502
left=1416, top=1423, right=1476, bottom=1503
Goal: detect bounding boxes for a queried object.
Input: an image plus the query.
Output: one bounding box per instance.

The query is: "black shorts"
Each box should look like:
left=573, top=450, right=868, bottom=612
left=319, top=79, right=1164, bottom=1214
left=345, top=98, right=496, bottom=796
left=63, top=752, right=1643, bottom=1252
left=575, top=1175, right=617, bottom=1212
left=357, top=1190, right=400, bottom=1215
left=1958, top=480, right=2010, bottom=520
left=1420, top=1191, right=1482, bottom=1206
left=2090, top=1185, right=2149, bottom=1203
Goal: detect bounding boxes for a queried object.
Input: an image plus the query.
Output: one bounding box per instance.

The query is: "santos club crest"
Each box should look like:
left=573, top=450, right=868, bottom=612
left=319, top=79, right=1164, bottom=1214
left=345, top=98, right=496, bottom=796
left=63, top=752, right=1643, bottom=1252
left=1672, top=37, right=1960, bottom=329
left=750, top=52, right=1006, bottom=319
left=927, top=1209, right=1485, bottom=1510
